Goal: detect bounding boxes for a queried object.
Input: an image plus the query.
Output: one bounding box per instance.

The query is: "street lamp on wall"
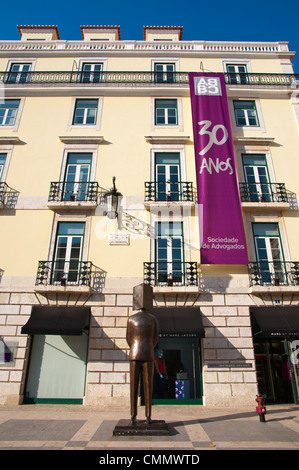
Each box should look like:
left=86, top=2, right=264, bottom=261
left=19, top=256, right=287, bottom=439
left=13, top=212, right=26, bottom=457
left=103, top=177, right=122, bottom=219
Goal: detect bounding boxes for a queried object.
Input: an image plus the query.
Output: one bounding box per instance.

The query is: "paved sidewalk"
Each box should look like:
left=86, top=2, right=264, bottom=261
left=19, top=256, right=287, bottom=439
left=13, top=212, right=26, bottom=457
left=0, top=403, right=299, bottom=451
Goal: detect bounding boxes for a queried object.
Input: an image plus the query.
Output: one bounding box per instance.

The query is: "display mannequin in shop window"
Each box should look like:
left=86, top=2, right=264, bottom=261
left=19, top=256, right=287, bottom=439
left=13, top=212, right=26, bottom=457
left=155, top=349, right=168, bottom=398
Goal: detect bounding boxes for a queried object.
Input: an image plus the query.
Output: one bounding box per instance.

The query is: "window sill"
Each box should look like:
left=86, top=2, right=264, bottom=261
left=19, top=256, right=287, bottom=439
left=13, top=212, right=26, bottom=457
left=47, top=200, right=98, bottom=212
left=34, top=285, right=92, bottom=294
left=241, top=201, right=290, bottom=211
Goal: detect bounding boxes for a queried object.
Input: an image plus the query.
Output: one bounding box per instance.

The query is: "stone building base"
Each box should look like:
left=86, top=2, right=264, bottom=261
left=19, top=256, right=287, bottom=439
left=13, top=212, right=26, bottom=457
left=3, top=282, right=293, bottom=408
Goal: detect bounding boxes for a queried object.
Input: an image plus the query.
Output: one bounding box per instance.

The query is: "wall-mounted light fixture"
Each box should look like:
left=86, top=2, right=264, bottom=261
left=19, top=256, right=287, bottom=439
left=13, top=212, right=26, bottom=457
left=103, top=177, right=122, bottom=219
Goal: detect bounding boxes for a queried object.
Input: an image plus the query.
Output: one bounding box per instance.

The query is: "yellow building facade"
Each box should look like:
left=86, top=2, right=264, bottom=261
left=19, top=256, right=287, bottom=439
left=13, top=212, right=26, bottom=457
left=0, top=25, right=299, bottom=407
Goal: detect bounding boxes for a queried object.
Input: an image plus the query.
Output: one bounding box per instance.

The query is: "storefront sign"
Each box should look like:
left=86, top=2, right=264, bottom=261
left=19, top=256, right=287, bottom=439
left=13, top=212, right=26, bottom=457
left=189, top=73, right=248, bottom=265
left=159, top=332, right=198, bottom=338
left=207, top=362, right=252, bottom=368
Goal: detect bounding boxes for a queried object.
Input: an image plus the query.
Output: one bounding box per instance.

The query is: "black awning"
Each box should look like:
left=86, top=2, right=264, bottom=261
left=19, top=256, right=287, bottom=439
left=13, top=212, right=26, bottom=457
left=21, top=306, right=90, bottom=335
left=251, top=306, right=299, bottom=338
left=150, top=307, right=205, bottom=338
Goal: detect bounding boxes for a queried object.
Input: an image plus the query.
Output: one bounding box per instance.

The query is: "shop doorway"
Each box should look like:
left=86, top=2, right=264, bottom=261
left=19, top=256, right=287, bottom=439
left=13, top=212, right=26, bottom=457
left=151, top=337, right=203, bottom=404
left=254, top=339, right=299, bottom=404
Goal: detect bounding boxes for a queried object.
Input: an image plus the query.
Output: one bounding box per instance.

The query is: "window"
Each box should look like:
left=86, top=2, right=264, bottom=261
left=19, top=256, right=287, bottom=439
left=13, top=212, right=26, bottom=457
left=155, top=153, right=181, bottom=201
left=155, top=99, right=178, bottom=125
left=242, top=155, right=271, bottom=202
left=226, top=64, right=247, bottom=84
left=0, top=154, right=7, bottom=180
left=81, top=63, right=103, bottom=83
left=234, top=101, right=259, bottom=127
left=8, top=63, right=31, bottom=83
left=0, top=100, right=20, bottom=126
left=252, top=223, right=285, bottom=284
left=72, top=99, right=98, bottom=125
left=63, top=153, right=92, bottom=201
left=52, top=222, right=85, bottom=284
left=156, top=222, right=184, bottom=284
left=154, top=63, right=175, bottom=83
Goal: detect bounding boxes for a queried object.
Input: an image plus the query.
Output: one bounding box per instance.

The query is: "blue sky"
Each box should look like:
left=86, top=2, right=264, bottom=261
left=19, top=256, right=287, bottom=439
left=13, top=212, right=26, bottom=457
left=0, top=0, right=298, bottom=72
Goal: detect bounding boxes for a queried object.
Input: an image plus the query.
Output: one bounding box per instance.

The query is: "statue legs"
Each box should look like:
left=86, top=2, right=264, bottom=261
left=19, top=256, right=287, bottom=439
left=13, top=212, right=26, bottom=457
left=129, top=360, right=154, bottom=425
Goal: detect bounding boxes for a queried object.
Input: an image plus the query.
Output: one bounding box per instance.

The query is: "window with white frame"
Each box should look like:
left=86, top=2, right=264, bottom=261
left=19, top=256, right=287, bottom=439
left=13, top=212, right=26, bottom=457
left=63, top=153, right=92, bottom=201
left=72, top=99, right=98, bottom=125
left=52, top=221, right=85, bottom=285
left=155, top=221, right=184, bottom=285
left=8, top=63, right=31, bottom=83
left=81, top=63, right=103, bottom=83
left=234, top=100, right=259, bottom=127
left=154, top=63, right=175, bottom=83
left=252, top=222, right=286, bottom=284
left=242, top=154, right=271, bottom=202
left=226, top=64, right=248, bottom=84
left=0, top=154, right=7, bottom=180
left=0, top=100, right=20, bottom=126
left=155, top=99, right=178, bottom=125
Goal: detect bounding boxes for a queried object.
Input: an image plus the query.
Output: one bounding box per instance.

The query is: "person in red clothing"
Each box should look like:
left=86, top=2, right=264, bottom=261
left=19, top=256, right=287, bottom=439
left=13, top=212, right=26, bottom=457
left=281, top=354, right=293, bottom=403
left=155, top=349, right=168, bottom=398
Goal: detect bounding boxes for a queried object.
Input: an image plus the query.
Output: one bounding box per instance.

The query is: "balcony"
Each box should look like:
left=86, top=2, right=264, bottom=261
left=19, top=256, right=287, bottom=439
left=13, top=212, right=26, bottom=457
left=144, top=261, right=198, bottom=291
left=1, top=70, right=298, bottom=88
left=144, top=181, right=194, bottom=206
left=47, top=181, right=100, bottom=211
left=0, top=39, right=290, bottom=54
left=35, top=260, right=105, bottom=293
left=239, top=182, right=291, bottom=211
left=248, top=261, right=299, bottom=292
left=0, top=182, right=19, bottom=209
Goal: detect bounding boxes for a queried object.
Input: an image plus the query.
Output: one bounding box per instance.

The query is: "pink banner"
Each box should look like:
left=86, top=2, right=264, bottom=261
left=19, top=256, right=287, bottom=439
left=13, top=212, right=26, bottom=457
left=189, top=73, right=248, bottom=264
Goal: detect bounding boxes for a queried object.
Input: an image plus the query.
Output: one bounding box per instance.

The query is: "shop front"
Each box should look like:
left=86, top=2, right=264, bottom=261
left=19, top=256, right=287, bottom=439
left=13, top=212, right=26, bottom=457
left=21, top=306, right=90, bottom=404
left=251, top=306, right=299, bottom=404
left=149, top=307, right=205, bottom=405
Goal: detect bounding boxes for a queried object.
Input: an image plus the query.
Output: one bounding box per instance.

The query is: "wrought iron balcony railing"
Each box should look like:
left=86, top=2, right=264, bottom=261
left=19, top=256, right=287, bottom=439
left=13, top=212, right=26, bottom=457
left=0, top=182, right=19, bottom=207
left=48, top=181, right=99, bottom=203
left=239, top=182, right=289, bottom=203
left=36, top=260, right=94, bottom=287
left=248, top=261, right=299, bottom=287
left=144, top=261, right=198, bottom=287
left=145, top=181, right=194, bottom=203
left=0, top=71, right=298, bottom=87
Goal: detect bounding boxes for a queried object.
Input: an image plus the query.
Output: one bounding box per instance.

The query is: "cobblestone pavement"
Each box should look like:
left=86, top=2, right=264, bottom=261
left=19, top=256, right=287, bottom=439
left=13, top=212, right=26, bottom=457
left=0, top=403, right=298, bottom=454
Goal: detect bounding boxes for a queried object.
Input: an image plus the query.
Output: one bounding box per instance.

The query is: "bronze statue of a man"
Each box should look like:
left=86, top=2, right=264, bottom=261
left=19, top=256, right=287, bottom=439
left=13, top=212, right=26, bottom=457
left=126, top=309, right=159, bottom=425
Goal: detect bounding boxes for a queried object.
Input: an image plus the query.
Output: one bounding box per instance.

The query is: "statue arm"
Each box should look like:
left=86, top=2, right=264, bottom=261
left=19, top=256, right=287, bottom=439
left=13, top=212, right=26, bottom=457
left=126, top=318, right=132, bottom=346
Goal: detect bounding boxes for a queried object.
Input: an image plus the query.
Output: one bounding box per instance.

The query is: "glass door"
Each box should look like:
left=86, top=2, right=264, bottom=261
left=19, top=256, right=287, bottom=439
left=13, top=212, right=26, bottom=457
left=242, top=155, right=271, bottom=202
left=52, top=222, right=85, bottom=285
left=156, top=222, right=184, bottom=285
left=63, top=153, right=92, bottom=201
left=8, top=63, right=31, bottom=83
left=82, top=63, right=102, bottom=83
left=253, top=223, right=286, bottom=285
left=155, top=153, right=180, bottom=201
left=154, top=63, right=175, bottom=83
left=226, top=64, right=247, bottom=84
